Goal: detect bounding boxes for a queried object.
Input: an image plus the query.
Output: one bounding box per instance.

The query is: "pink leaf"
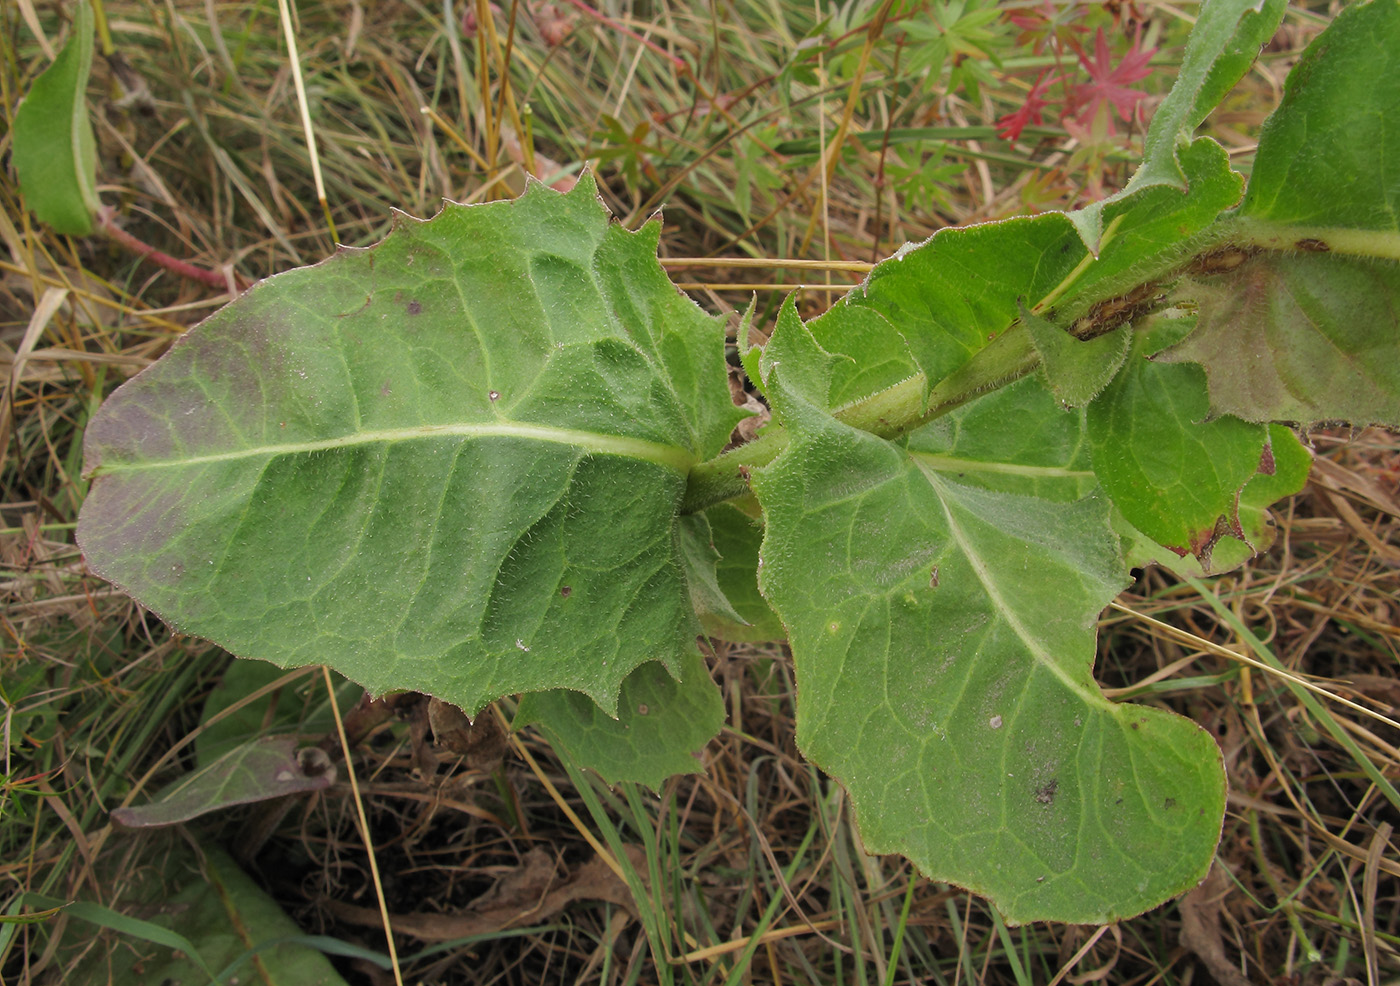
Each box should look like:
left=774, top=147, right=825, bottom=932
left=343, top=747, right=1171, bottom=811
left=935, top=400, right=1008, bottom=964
left=1063, top=27, right=1156, bottom=134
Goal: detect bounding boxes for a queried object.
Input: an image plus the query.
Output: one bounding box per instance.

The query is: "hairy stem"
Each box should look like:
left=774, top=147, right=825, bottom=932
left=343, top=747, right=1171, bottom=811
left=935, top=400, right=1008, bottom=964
left=1218, top=217, right=1400, bottom=262
left=681, top=336, right=1037, bottom=514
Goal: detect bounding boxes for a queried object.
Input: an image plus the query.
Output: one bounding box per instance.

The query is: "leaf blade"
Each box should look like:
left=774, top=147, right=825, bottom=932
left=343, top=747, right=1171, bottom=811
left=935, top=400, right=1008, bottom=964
left=12, top=0, right=100, bottom=235
left=752, top=314, right=1226, bottom=925
left=78, top=176, right=742, bottom=715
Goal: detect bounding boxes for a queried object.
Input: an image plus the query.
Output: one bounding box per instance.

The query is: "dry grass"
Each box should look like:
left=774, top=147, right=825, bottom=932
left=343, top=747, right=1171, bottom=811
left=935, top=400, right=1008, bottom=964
left=2, top=1, right=1397, bottom=984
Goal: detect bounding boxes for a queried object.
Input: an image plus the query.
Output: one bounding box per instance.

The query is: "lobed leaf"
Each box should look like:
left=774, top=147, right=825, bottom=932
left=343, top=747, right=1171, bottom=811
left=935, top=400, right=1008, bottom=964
left=1163, top=255, right=1400, bottom=428
left=78, top=176, right=744, bottom=716
left=752, top=306, right=1226, bottom=924
left=516, top=651, right=725, bottom=790
left=1086, top=318, right=1276, bottom=562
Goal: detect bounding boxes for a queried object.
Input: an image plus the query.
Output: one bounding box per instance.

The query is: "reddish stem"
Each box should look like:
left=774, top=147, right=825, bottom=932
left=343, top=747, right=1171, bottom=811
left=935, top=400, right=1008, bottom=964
left=96, top=208, right=248, bottom=292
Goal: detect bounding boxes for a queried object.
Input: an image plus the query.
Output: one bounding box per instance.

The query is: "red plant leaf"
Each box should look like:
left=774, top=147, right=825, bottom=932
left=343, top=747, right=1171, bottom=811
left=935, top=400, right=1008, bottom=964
left=1064, top=27, right=1156, bottom=133
left=997, top=70, right=1058, bottom=141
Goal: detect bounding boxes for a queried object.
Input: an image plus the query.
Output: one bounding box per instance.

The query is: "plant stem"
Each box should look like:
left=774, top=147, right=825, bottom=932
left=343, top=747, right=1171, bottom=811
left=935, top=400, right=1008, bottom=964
left=682, top=212, right=1380, bottom=517
left=680, top=337, right=1036, bottom=514
left=1219, top=217, right=1400, bottom=262
left=96, top=208, right=243, bottom=292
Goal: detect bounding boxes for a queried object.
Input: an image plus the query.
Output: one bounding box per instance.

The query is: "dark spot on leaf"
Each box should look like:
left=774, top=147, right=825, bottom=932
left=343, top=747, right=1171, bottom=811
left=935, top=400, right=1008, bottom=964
left=1035, top=779, right=1057, bottom=805
left=1186, top=245, right=1254, bottom=277
left=406, top=299, right=422, bottom=315
left=637, top=704, right=649, bottom=716
left=560, top=585, right=572, bottom=597
left=929, top=565, right=939, bottom=589
left=1294, top=238, right=1330, bottom=252
left=1164, top=797, right=1177, bottom=809
left=1257, top=441, right=1276, bottom=476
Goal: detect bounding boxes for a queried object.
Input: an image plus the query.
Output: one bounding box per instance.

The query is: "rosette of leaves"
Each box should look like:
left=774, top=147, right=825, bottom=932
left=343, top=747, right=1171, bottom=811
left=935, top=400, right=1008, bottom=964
left=79, top=0, right=1400, bottom=924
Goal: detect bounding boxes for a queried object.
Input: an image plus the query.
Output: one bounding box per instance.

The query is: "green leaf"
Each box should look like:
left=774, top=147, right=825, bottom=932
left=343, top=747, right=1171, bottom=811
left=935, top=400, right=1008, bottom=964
left=12, top=0, right=100, bottom=235
left=110, top=736, right=335, bottom=828
left=1068, top=0, right=1285, bottom=250
left=1058, top=139, right=1243, bottom=311
left=1134, top=0, right=1287, bottom=193
left=196, top=662, right=359, bottom=765
left=906, top=375, right=1098, bottom=503
left=808, top=138, right=1242, bottom=422
left=1117, top=423, right=1311, bottom=575
left=1022, top=303, right=1129, bottom=409
left=1162, top=254, right=1400, bottom=428
left=1087, top=318, right=1272, bottom=560
left=1240, top=0, right=1400, bottom=237
left=700, top=501, right=786, bottom=643
left=64, top=844, right=354, bottom=986
left=77, top=176, right=744, bottom=716
left=751, top=315, right=1225, bottom=925
left=806, top=299, right=923, bottom=411
left=678, top=513, right=748, bottom=627
left=516, top=651, right=725, bottom=789
left=823, top=213, right=1084, bottom=401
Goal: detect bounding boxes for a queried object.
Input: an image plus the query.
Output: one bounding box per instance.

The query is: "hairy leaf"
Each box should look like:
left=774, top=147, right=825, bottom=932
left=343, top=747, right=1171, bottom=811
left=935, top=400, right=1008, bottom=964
left=12, top=0, right=100, bottom=235
left=516, top=652, right=724, bottom=789
left=1022, top=305, right=1129, bottom=408
left=1117, top=424, right=1311, bottom=575
left=815, top=213, right=1083, bottom=401
left=78, top=176, right=743, bottom=715
left=808, top=138, right=1242, bottom=420
left=753, top=309, right=1225, bottom=924
left=1240, top=0, right=1400, bottom=237
left=1068, top=0, right=1285, bottom=250
left=1163, top=255, right=1400, bottom=428
left=679, top=513, right=748, bottom=626
left=905, top=375, right=1098, bottom=503
left=1087, top=318, right=1272, bottom=560
left=701, top=502, right=786, bottom=643
left=1134, top=0, right=1287, bottom=194
left=1167, top=1, right=1400, bottom=428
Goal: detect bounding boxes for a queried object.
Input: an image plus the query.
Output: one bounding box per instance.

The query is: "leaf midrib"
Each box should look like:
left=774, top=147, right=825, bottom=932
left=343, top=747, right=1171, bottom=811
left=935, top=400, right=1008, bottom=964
left=908, top=450, right=1095, bottom=480
left=93, top=420, right=696, bottom=474
left=915, top=462, right=1101, bottom=708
